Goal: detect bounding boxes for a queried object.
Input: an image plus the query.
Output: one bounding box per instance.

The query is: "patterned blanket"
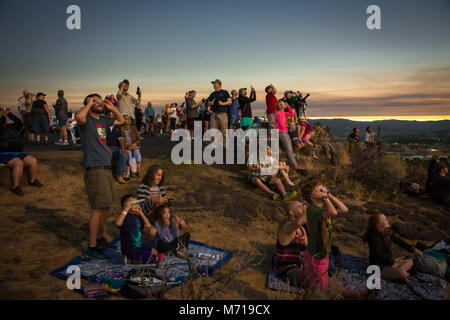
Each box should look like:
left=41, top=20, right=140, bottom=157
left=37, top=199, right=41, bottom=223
left=266, top=254, right=448, bottom=300
left=51, top=239, right=233, bottom=285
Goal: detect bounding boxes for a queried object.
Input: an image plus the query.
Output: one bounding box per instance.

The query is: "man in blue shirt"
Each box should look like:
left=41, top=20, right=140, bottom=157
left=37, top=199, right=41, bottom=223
left=229, top=90, right=240, bottom=130
left=144, top=102, right=155, bottom=136
left=106, top=112, right=127, bottom=184
left=76, top=94, right=125, bottom=259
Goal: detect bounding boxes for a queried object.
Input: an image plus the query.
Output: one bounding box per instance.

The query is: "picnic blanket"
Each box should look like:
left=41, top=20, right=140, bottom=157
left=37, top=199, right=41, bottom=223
left=266, top=253, right=448, bottom=300
left=51, top=238, right=233, bottom=286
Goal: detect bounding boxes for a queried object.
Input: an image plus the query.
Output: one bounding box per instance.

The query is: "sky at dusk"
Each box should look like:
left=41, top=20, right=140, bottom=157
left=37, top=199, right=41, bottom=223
left=0, top=0, right=449, bottom=118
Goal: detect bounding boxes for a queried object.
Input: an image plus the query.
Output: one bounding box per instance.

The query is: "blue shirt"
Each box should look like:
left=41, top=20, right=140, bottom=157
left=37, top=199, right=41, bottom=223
left=107, top=125, right=123, bottom=148
left=229, top=98, right=240, bottom=116
left=145, top=106, right=155, bottom=118
left=119, top=214, right=144, bottom=260
left=78, top=114, right=115, bottom=167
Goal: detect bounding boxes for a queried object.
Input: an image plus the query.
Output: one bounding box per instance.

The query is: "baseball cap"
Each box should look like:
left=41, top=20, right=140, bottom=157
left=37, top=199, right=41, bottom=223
left=284, top=90, right=294, bottom=96
left=239, top=88, right=247, bottom=93
left=36, top=92, right=46, bottom=97
left=211, top=79, right=222, bottom=86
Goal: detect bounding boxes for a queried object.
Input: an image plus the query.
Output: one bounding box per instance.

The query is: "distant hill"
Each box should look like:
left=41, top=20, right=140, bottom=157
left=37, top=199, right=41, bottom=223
left=309, top=119, right=450, bottom=137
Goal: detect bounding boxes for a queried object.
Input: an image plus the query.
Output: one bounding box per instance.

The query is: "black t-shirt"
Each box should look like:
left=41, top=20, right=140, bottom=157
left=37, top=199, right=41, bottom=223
left=186, top=98, right=199, bottom=119
left=348, top=133, right=360, bottom=142
left=119, top=214, right=145, bottom=260
left=32, top=100, right=47, bottom=115
left=208, top=90, right=230, bottom=113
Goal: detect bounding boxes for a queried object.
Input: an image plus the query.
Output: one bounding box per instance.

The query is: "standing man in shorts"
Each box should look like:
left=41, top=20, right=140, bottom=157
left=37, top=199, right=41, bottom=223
left=76, top=94, right=125, bottom=259
left=54, top=90, right=69, bottom=145
left=207, top=79, right=231, bottom=141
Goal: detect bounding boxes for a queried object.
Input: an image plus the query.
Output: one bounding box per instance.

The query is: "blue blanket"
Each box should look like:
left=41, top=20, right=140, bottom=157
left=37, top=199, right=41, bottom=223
left=266, top=254, right=448, bottom=300
left=51, top=238, right=233, bottom=286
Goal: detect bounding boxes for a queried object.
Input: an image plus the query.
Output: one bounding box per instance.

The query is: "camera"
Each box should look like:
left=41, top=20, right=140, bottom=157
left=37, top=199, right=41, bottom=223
left=1, top=107, right=10, bottom=112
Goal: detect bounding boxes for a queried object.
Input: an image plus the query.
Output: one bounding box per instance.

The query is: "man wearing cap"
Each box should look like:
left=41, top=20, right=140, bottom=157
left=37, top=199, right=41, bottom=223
left=207, top=79, right=231, bottom=139
left=265, top=85, right=278, bottom=129
left=238, top=87, right=256, bottom=130
left=31, top=92, right=52, bottom=144
left=116, top=79, right=141, bottom=125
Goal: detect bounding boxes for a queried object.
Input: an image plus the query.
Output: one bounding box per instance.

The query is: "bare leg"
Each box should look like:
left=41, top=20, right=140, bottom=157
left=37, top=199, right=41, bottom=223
left=36, top=134, right=40, bottom=142
left=269, top=177, right=286, bottom=195
left=97, top=208, right=110, bottom=241
left=137, top=162, right=141, bottom=176
left=251, top=177, right=273, bottom=195
left=89, top=209, right=104, bottom=247
left=280, top=169, right=295, bottom=186
left=7, top=158, right=24, bottom=188
left=62, top=126, right=68, bottom=141
left=22, top=155, right=38, bottom=182
left=381, top=259, right=413, bottom=281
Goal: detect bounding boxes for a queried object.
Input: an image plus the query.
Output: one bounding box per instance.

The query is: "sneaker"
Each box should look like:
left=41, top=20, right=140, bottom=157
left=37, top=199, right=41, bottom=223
left=283, top=190, right=298, bottom=202
left=116, top=176, right=126, bottom=184
left=130, top=173, right=137, bottom=178
left=55, top=141, right=63, bottom=145
left=97, top=238, right=116, bottom=250
left=9, top=186, right=24, bottom=196
left=82, top=247, right=107, bottom=260
left=62, top=141, right=69, bottom=146
left=271, top=193, right=279, bottom=201
left=29, top=179, right=43, bottom=188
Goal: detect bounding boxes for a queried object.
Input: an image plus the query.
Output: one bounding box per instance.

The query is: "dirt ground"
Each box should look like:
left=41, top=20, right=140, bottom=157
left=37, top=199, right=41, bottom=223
left=0, top=135, right=448, bottom=300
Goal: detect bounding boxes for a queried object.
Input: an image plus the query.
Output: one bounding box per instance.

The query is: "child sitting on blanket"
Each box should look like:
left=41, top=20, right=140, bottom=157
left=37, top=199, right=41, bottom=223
left=116, top=194, right=159, bottom=264
left=154, top=205, right=190, bottom=265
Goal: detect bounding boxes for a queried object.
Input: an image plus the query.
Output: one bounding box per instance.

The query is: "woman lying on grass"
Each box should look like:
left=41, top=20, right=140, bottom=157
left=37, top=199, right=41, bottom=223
left=154, top=205, right=191, bottom=265
left=363, top=213, right=422, bottom=281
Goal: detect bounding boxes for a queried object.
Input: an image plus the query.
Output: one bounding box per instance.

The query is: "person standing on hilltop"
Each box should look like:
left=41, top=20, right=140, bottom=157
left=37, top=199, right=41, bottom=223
left=347, top=128, right=360, bottom=153
left=116, top=79, right=141, bottom=125
left=365, top=125, right=381, bottom=145
left=76, top=94, right=125, bottom=259
left=18, top=90, right=35, bottom=143
left=265, top=84, right=278, bottom=129
left=228, top=90, right=240, bottom=130
left=185, top=90, right=203, bottom=139
left=144, top=102, right=155, bottom=136
left=238, top=86, right=256, bottom=131
left=31, top=92, right=52, bottom=145
left=207, top=79, right=231, bottom=140
left=53, top=90, right=69, bottom=145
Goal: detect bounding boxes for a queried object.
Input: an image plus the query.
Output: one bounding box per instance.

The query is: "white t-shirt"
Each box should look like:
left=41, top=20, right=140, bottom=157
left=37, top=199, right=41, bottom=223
left=170, top=107, right=178, bottom=119
left=365, top=132, right=377, bottom=143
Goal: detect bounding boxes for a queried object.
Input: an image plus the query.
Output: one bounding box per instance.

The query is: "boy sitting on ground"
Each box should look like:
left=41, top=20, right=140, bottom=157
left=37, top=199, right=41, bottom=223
left=116, top=194, right=159, bottom=264
left=247, top=146, right=297, bottom=201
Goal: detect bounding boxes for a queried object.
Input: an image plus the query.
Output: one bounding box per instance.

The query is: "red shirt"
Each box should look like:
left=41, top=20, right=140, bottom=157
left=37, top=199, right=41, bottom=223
left=266, top=93, right=278, bottom=115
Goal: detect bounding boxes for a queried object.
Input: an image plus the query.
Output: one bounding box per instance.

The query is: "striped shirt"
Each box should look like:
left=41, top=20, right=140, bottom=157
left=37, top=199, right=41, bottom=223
left=274, top=228, right=307, bottom=276
left=137, top=183, right=167, bottom=217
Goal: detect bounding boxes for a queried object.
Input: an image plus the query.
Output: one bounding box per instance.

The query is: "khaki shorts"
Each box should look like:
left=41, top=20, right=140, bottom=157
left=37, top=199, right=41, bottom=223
left=84, top=168, right=115, bottom=209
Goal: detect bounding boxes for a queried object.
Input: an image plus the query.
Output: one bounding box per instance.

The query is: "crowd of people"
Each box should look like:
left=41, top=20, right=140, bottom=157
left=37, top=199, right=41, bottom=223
left=0, top=77, right=448, bottom=299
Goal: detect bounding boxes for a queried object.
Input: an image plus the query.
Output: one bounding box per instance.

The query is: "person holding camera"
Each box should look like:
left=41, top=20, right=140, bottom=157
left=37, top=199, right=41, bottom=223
left=76, top=94, right=125, bottom=259
left=185, top=90, right=203, bottom=138
left=238, top=86, right=256, bottom=131
left=31, top=92, right=52, bottom=145
left=116, top=79, right=141, bottom=125
left=207, top=79, right=231, bottom=140
left=0, top=107, right=43, bottom=196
